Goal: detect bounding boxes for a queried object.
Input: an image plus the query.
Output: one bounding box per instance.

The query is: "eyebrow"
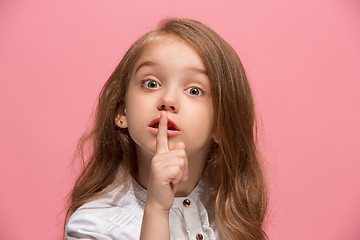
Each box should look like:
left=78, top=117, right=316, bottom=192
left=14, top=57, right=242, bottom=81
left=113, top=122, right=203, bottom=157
left=134, top=61, right=208, bottom=75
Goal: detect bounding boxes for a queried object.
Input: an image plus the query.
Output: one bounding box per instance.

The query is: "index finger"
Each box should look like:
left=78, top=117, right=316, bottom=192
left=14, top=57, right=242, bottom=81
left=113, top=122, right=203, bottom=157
left=156, top=111, right=169, bottom=154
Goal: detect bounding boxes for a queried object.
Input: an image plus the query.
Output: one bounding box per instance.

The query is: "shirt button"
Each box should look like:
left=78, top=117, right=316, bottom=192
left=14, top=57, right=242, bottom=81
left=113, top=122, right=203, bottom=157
left=196, top=233, right=203, bottom=240
left=183, top=199, right=191, bottom=207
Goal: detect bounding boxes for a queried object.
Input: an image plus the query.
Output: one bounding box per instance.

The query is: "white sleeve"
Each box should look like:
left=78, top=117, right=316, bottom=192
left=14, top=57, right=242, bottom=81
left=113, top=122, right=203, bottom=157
left=65, top=212, right=113, bottom=240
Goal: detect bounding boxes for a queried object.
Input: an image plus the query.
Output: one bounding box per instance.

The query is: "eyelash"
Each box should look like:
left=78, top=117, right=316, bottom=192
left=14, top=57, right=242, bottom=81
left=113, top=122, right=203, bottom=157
left=141, top=78, right=205, bottom=96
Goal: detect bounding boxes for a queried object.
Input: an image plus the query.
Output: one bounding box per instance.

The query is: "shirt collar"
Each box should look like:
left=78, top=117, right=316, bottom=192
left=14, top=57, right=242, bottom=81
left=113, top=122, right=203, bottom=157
left=131, top=177, right=206, bottom=204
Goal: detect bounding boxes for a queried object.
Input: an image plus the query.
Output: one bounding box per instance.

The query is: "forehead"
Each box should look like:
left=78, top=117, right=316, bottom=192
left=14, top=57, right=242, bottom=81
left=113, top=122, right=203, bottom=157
left=133, top=36, right=207, bottom=74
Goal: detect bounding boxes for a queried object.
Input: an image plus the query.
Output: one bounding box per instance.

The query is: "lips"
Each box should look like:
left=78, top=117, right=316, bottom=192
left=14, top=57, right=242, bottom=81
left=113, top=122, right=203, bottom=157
left=149, top=118, right=179, bottom=131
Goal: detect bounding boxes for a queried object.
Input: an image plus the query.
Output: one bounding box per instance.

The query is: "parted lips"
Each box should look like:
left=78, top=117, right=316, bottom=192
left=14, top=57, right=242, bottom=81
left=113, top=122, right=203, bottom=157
left=149, top=118, right=179, bottom=131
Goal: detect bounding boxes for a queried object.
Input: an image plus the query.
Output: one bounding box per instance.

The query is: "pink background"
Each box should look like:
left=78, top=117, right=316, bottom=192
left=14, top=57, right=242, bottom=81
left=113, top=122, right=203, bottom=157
left=1, top=0, right=359, bottom=239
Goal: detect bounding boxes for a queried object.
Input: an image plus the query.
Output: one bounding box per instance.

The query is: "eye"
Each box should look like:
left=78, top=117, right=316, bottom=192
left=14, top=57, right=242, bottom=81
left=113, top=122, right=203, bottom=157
left=142, top=79, right=160, bottom=89
left=185, top=86, right=204, bottom=96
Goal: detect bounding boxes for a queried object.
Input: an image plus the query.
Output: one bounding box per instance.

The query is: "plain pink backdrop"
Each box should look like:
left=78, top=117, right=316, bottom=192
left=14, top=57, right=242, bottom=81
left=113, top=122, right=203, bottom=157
left=1, top=0, right=359, bottom=239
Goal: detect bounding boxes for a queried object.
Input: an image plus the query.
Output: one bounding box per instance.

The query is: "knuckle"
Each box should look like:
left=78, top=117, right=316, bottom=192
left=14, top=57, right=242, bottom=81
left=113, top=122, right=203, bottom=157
left=175, top=166, right=183, bottom=174
left=177, top=150, right=186, bottom=158
left=178, top=159, right=185, bottom=168
left=152, top=156, right=160, bottom=163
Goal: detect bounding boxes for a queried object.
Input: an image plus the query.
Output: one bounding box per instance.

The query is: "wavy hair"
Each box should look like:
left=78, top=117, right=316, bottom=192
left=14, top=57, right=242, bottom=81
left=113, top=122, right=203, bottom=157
left=64, top=18, right=268, bottom=240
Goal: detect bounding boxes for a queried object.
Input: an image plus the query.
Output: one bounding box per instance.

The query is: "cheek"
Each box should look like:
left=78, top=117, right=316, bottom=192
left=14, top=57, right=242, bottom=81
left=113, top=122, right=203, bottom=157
left=200, top=112, right=215, bottom=137
left=187, top=103, right=214, bottom=139
left=202, top=107, right=215, bottom=140
left=125, top=93, right=148, bottom=122
left=125, top=95, right=154, bottom=137
left=126, top=108, right=145, bottom=133
left=198, top=100, right=214, bottom=129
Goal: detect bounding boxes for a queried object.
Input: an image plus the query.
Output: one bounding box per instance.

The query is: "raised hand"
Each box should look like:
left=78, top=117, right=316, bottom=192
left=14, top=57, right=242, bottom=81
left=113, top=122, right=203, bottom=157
left=146, top=111, right=188, bottom=211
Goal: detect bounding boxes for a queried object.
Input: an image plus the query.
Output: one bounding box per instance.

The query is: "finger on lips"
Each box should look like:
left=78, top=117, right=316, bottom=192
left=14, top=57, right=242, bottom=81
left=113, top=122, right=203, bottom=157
left=156, top=111, right=169, bottom=154
left=154, top=111, right=188, bottom=191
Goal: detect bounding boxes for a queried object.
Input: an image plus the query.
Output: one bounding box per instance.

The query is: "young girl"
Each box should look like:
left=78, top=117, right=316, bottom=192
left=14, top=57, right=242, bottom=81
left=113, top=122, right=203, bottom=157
left=64, top=18, right=268, bottom=240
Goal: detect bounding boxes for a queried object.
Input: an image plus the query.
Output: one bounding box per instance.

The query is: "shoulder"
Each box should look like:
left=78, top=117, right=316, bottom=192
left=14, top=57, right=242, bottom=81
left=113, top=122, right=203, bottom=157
left=65, top=181, right=145, bottom=239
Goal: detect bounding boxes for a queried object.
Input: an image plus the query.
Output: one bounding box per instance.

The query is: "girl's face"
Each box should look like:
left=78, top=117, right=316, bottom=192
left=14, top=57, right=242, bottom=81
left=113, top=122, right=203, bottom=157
left=125, top=36, right=215, bottom=160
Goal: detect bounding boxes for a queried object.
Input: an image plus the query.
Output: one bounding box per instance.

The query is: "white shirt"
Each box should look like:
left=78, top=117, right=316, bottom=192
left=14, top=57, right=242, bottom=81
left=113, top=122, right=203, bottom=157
left=66, top=178, right=223, bottom=240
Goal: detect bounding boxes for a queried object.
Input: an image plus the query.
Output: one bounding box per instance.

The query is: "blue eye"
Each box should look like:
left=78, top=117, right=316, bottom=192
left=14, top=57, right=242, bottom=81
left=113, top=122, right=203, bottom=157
left=142, top=79, right=160, bottom=89
left=186, top=87, right=204, bottom=96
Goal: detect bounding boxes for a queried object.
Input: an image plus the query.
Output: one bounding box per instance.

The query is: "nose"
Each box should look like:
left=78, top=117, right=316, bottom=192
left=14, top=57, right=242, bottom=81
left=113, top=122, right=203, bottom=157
left=157, top=91, right=178, bottom=113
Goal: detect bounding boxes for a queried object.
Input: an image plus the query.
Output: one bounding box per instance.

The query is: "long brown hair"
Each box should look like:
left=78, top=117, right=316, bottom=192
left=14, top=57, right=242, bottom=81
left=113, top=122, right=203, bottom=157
left=65, top=18, right=268, bottom=240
